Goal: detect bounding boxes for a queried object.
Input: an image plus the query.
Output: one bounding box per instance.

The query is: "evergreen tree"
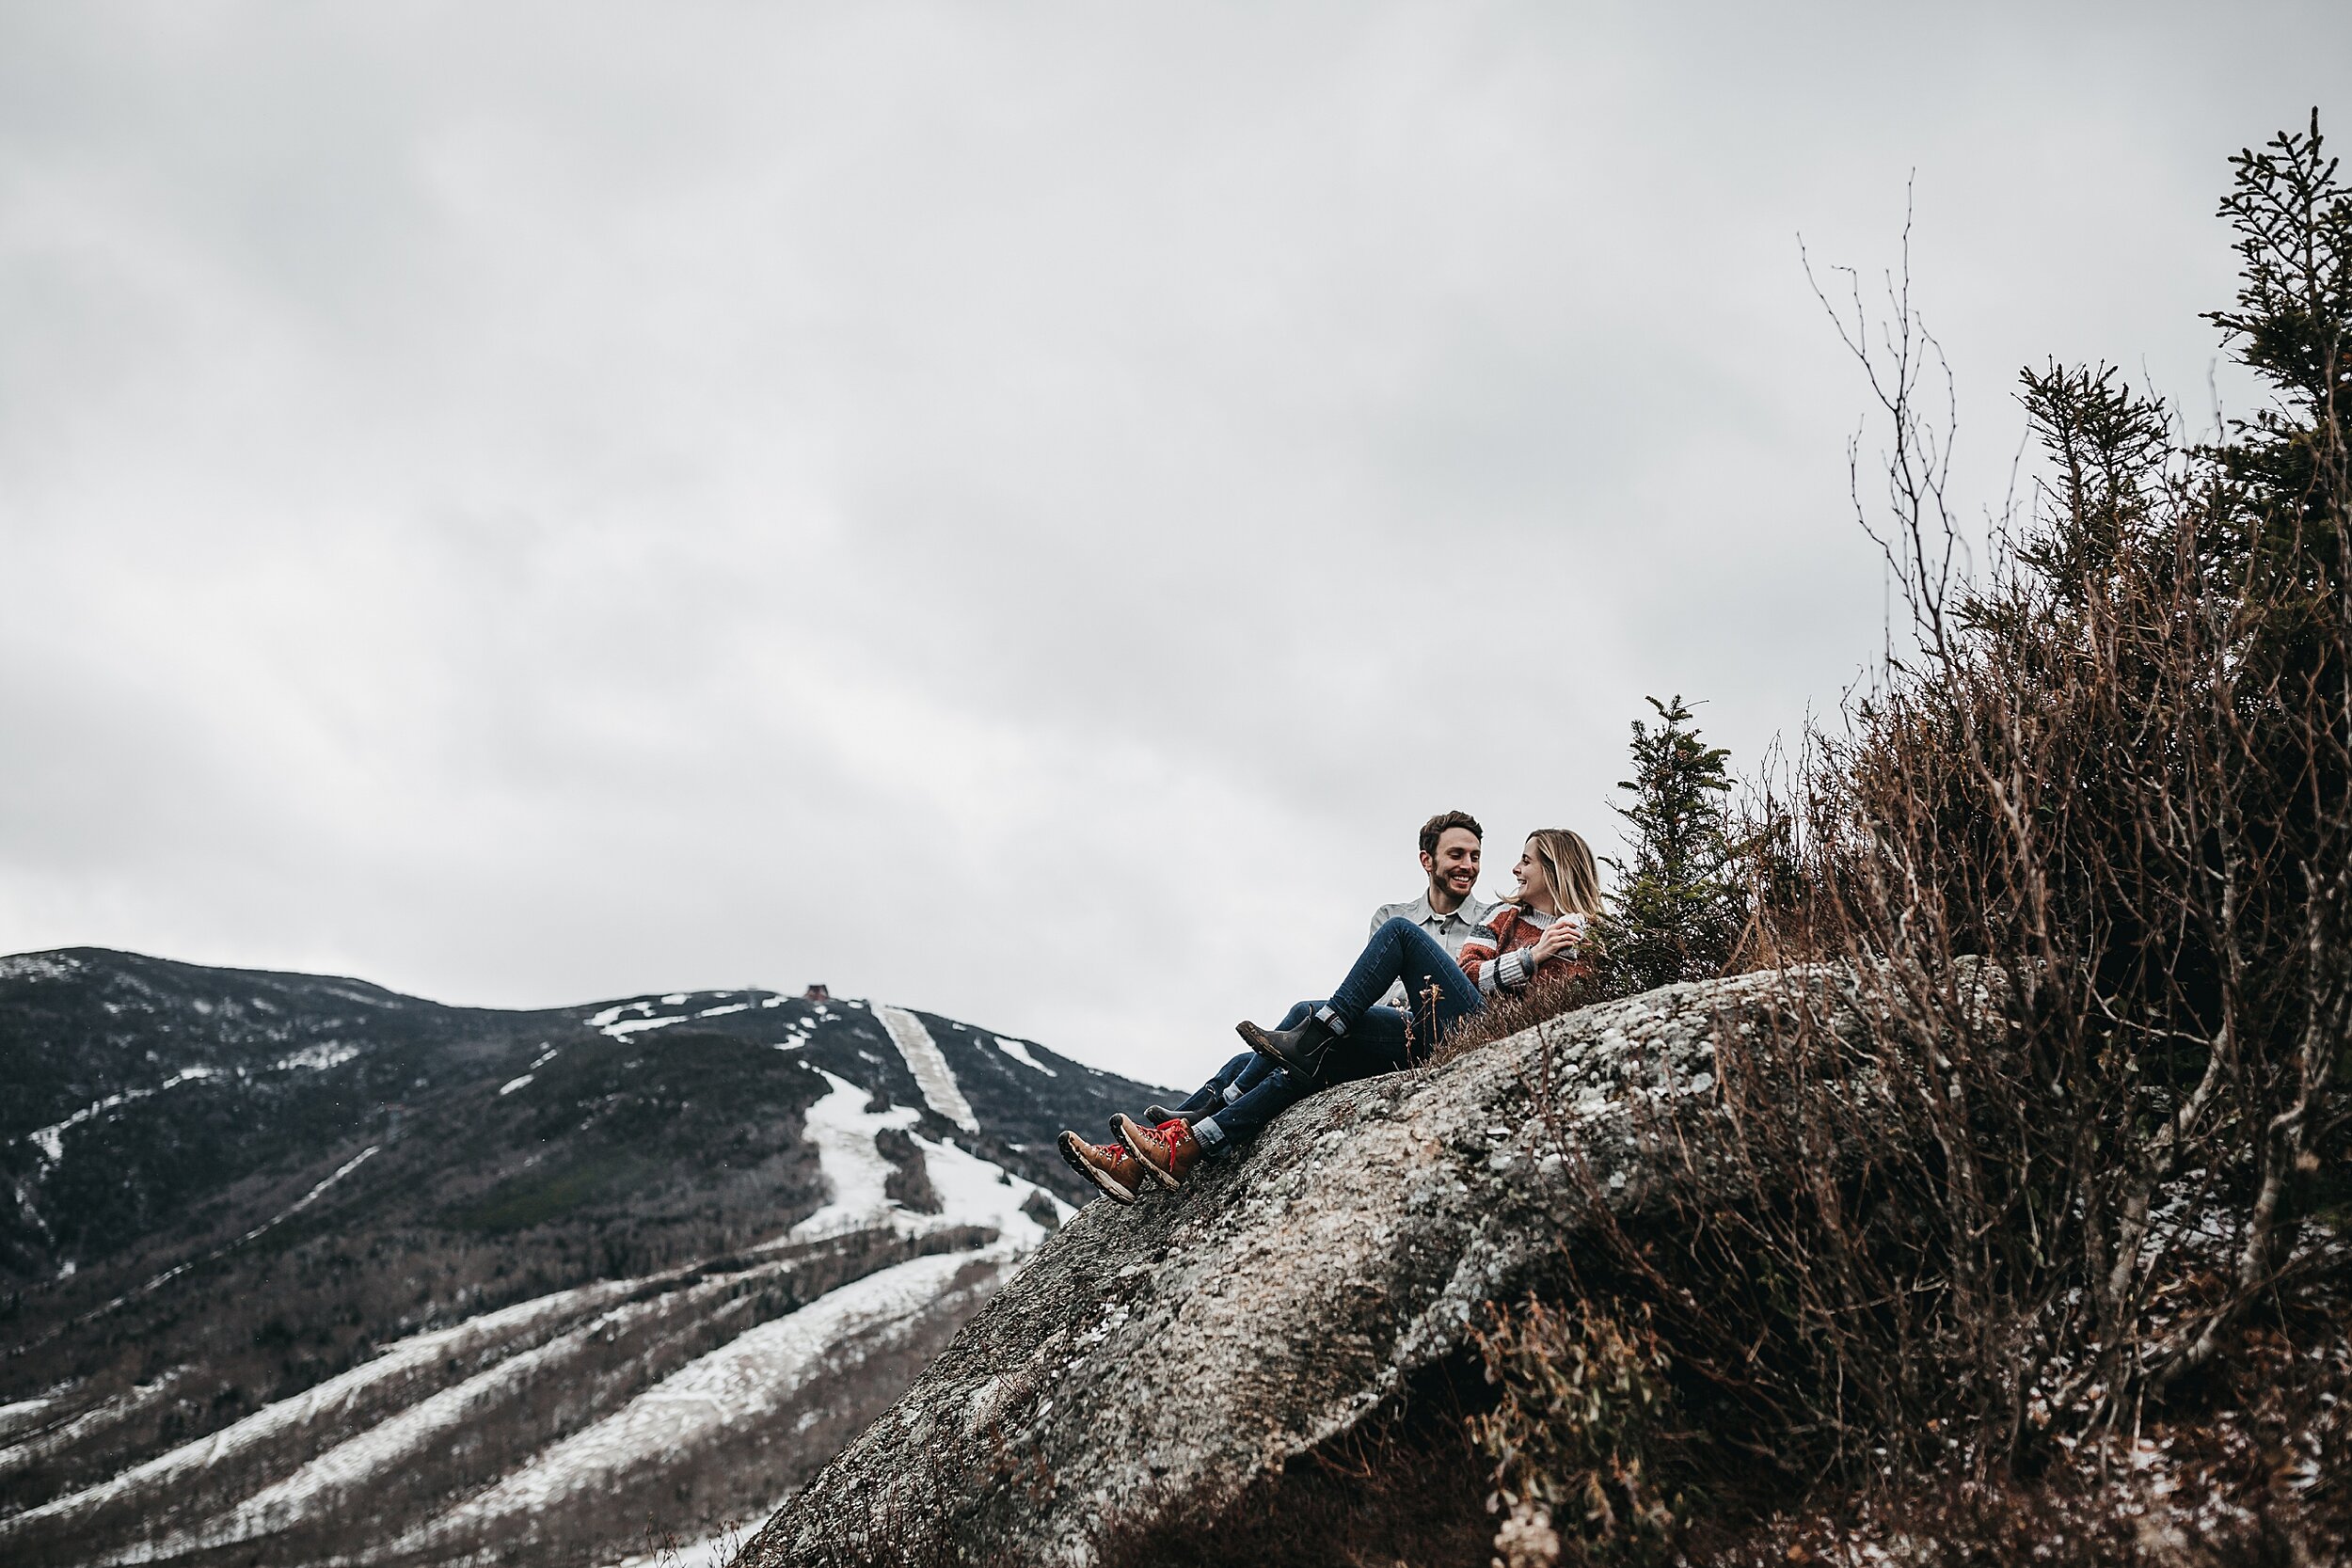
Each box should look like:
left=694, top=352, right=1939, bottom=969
left=1602, top=695, right=1745, bottom=991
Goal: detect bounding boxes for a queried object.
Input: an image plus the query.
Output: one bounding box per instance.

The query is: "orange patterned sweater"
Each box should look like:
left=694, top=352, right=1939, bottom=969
left=1456, top=905, right=1590, bottom=996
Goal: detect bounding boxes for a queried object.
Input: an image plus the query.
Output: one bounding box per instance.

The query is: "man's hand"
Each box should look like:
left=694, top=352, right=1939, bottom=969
left=1529, top=919, right=1581, bottom=964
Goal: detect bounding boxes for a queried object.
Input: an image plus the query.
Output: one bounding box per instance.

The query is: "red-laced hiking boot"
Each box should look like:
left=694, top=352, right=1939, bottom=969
left=1058, top=1130, right=1143, bottom=1206
left=1107, top=1103, right=1200, bottom=1137
left=1115, top=1114, right=1204, bottom=1190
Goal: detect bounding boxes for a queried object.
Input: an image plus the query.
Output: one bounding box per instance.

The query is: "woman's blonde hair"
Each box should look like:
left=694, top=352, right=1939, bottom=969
left=1521, top=829, right=1604, bottom=917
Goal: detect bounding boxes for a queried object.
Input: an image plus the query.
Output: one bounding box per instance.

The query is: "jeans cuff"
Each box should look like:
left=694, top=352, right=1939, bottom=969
left=1194, top=1116, right=1229, bottom=1150
left=1313, top=1004, right=1348, bottom=1037
left=1222, top=1083, right=1243, bottom=1103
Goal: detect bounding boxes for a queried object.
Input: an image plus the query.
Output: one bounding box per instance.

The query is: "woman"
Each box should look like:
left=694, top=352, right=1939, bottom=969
left=1058, top=829, right=1602, bottom=1203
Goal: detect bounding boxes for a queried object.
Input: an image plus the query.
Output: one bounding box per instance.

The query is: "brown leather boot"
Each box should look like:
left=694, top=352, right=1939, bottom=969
left=1057, top=1130, right=1144, bottom=1205
left=1115, top=1114, right=1205, bottom=1190
left=1236, top=1014, right=1339, bottom=1085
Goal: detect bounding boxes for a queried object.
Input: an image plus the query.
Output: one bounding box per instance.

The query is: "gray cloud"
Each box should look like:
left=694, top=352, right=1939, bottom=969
left=3, top=2, right=2344, bottom=1082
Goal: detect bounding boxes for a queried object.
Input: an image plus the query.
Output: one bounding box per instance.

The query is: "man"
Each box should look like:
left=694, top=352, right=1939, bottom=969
left=1368, top=809, right=1491, bottom=997
left=1060, top=811, right=1489, bottom=1204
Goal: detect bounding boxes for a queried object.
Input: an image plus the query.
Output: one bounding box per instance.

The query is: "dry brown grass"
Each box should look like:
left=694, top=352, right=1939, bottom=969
left=1445, top=116, right=2352, bottom=1567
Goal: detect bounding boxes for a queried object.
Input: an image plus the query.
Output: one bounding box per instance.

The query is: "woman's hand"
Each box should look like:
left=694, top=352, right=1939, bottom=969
left=1529, top=918, right=1581, bottom=964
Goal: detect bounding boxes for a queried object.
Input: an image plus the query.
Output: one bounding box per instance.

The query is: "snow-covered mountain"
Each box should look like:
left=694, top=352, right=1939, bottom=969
left=0, top=948, right=1168, bottom=1567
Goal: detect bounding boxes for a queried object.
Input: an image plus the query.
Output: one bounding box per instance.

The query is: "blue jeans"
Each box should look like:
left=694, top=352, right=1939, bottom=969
left=1193, top=920, right=1483, bottom=1156
left=1164, top=1004, right=1309, bottom=1125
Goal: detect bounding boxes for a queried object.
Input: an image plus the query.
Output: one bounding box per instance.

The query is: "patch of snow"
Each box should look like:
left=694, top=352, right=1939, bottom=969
left=56, top=1259, right=75, bottom=1278
left=121, top=1146, right=382, bottom=1307
left=604, top=1015, right=685, bottom=1039
left=875, top=1006, right=979, bottom=1133
left=530, top=1046, right=559, bottom=1069
left=696, top=1002, right=751, bottom=1019
left=660, top=992, right=690, bottom=1006
left=786, top=1071, right=922, bottom=1242
left=778, top=1069, right=1070, bottom=1249
left=0, top=1374, right=188, bottom=1481
left=909, top=1127, right=1074, bottom=1241
left=759, top=995, right=787, bottom=1008
left=994, top=1037, right=1057, bottom=1077
left=20, top=1066, right=222, bottom=1168
left=273, top=1042, right=359, bottom=1071
left=0, top=1397, right=52, bottom=1438
left=499, top=1075, right=534, bottom=1097
left=585, top=1001, right=654, bottom=1028
left=207, top=1147, right=381, bottom=1261
left=0, top=953, right=80, bottom=982
left=609, top=1506, right=781, bottom=1568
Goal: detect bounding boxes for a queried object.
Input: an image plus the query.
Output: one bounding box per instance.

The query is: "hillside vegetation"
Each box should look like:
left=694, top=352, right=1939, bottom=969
left=1473, top=110, right=2352, bottom=1567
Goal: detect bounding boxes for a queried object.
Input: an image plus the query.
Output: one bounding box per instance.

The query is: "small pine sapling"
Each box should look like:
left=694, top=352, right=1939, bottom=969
left=1599, top=696, right=1746, bottom=992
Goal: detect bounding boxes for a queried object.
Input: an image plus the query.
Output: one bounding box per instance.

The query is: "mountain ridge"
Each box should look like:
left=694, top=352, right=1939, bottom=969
left=0, top=944, right=1168, bottom=1567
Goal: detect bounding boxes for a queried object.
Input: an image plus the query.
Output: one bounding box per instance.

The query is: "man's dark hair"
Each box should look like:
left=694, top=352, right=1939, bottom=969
left=1419, top=810, right=1484, bottom=857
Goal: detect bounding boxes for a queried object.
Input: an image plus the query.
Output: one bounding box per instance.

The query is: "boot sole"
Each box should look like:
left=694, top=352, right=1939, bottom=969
left=1058, top=1130, right=1137, bottom=1206
left=1114, top=1115, right=1184, bottom=1191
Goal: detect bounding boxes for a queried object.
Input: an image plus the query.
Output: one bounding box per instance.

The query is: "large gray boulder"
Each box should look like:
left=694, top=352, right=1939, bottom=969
left=736, top=971, right=1836, bottom=1568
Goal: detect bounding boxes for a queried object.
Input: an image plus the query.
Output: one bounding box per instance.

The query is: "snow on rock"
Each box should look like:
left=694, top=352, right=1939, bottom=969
left=875, top=1006, right=978, bottom=1133
left=994, top=1037, right=1057, bottom=1077
left=499, top=1075, right=534, bottom=1096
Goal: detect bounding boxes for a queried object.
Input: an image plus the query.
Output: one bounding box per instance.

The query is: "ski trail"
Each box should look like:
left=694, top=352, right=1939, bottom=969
left=395, top=1248, right=1009, bottom=1544
left=875, top=1005, right=978, bottom=1133
left=0, top=1280, right=635, bottom=1538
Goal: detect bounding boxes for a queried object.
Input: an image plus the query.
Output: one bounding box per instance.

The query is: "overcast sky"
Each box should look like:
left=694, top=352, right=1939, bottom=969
left=3, top=3, right=2344, bottom=1085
